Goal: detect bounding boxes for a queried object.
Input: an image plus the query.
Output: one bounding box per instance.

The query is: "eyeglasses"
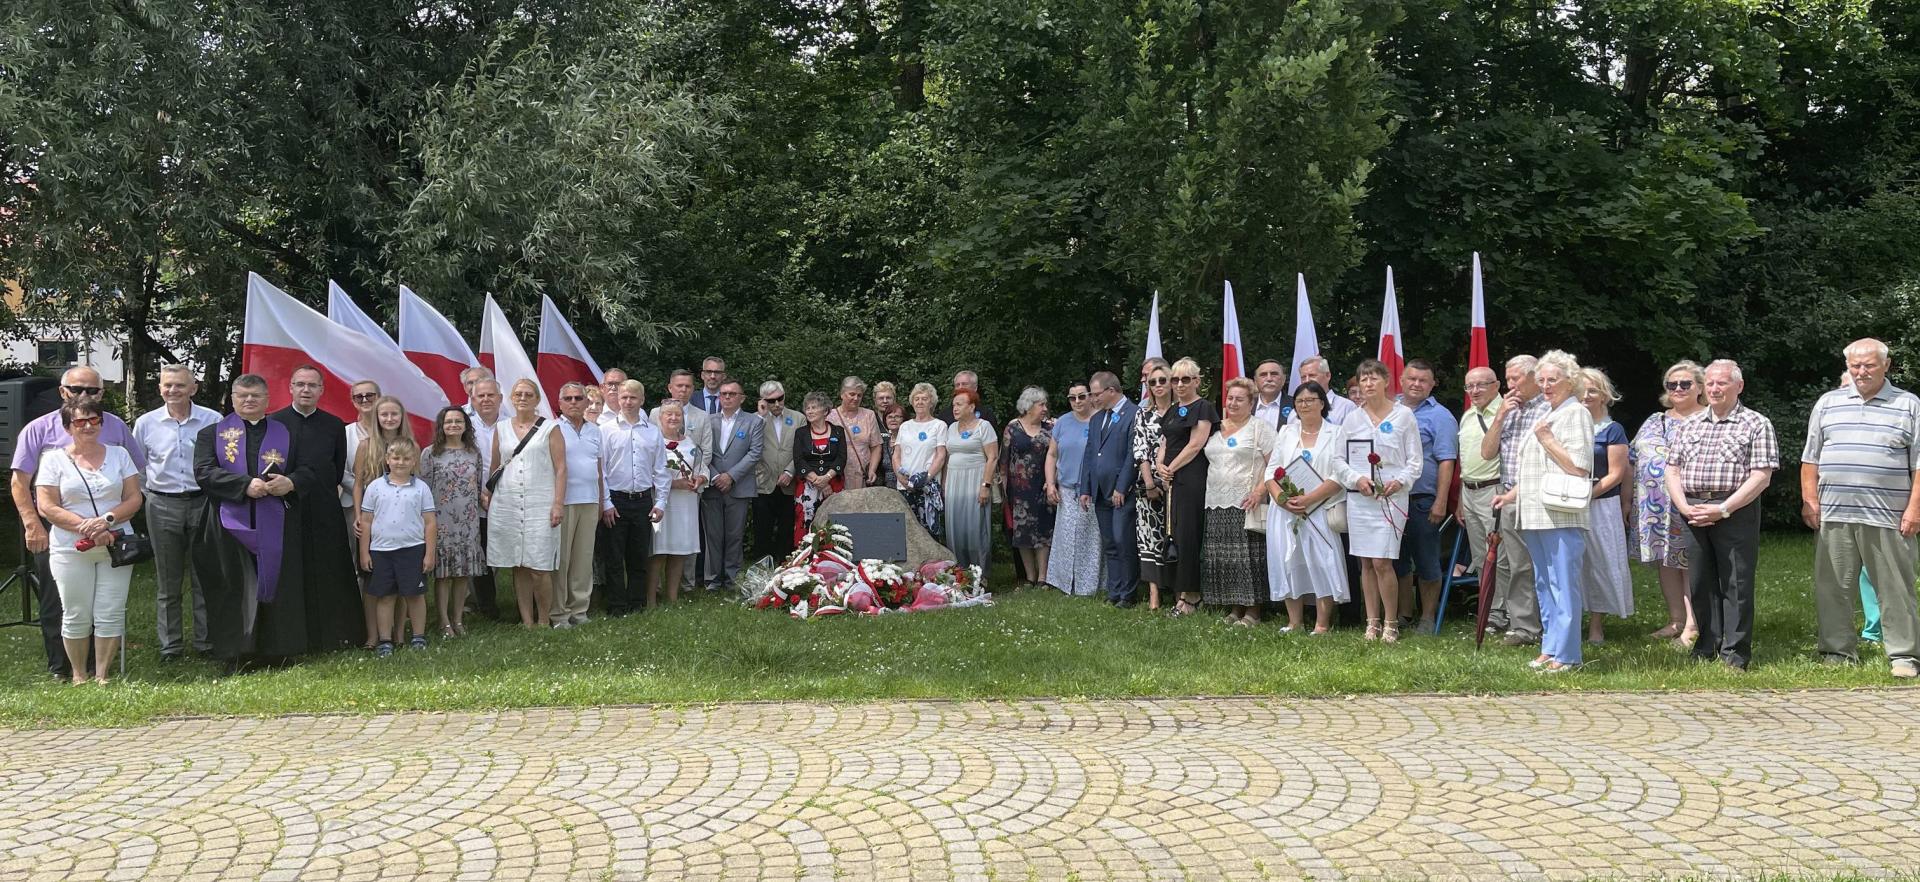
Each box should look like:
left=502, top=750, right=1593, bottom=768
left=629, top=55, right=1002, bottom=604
left=1464, top=381, right=1495, bottom=390
left=1068, top=393, right=1089, bottom=402
left=1665, top=380, right=1694, bottom=391
left=291, top=381, right=323, bottom=390
left=1171, top=376, right=1197, bottom=385
left=68, top=416, right=103, bottom=428
left=1147, top=378, right=1170, bottom=387
left=701, top=368, right=725, bottom=375
left=561, top=395, right=586, bottom=402
left=62, top=385, right=103, bottom=396
left=351, top=392, right=379, bottom=403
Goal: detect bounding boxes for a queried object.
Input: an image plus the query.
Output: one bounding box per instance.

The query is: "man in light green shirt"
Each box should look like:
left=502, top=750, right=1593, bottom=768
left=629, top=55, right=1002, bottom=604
left=1455, top=366, right=1502, bottom=587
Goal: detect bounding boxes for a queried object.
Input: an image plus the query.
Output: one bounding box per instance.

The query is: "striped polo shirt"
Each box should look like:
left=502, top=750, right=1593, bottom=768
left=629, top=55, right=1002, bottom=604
left=1803, top=381, right=1920, bottom=529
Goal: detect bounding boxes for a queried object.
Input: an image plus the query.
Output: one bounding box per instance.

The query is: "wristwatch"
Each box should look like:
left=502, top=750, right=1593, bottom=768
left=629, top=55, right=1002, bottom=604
left=103, top=512, right=116, bottom=527
left=1718, top=503, right=1730, bottom=519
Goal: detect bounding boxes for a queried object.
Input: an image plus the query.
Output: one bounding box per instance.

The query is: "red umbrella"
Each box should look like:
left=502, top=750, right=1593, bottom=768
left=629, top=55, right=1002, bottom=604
left=1474, top=508, right=1503, bottom=649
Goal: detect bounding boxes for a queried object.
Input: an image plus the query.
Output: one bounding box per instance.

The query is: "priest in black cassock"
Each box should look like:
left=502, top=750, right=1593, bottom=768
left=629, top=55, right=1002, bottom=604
left=272, top=365, right=360, bottom=651
left=195, top=374, right=307, bottom=668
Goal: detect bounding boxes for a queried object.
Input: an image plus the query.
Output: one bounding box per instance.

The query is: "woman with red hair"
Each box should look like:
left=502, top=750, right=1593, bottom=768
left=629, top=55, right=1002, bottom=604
left=944, top=388, right=999, bottom=572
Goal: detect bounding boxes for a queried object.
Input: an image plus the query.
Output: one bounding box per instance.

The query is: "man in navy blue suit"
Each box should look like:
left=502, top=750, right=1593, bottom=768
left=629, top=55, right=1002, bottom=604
left=1079, top=370, right=1139, bottom=606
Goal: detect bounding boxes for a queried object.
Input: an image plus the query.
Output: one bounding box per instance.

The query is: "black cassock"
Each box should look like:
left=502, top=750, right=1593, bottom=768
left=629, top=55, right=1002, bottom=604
left=269, top=405, right=360, bottom=651
left=194, top=418, right=307, bottom=659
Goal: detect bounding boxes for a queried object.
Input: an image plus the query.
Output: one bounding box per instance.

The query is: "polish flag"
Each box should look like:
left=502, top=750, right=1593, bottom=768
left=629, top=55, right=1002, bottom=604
left=1287, top=274, right=1319, bottom=392
left=398, top=284, right=478, bottom=406
left=1465, top=252, right=1490, bottom=408
left=1378, top=266, right=1405, bottom=396
left=535, top=295, right=605, bottom=413
left=1142, top=291, right=1163, bottom=399
left=1221, top=280, right=1245, bottom=383
left=243, top=273, right=447, bottom=437
left=325, top=280, right=402, bottom=355
left=478, top=294, right=551, bottom=418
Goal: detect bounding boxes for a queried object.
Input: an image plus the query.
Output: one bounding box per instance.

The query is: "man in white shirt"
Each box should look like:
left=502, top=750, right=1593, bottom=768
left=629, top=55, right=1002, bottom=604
left=1252, top=359, right=1288, bottom=429
left=601, top=379, right=668, bottom=614
left=1290, top=355, right=1357, bottom=426
left=133, top=365, right=222, bottom=660
left=551, top=382, right=612, bottom=627
left=597, top=368, right=628, bottom=429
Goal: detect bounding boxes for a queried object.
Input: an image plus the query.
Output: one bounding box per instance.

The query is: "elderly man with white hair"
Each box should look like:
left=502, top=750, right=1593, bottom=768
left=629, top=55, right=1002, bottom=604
left=1480, top=354, right=1551, bottom=644
left=1666, top=359, right=1778, bottom=672
left=1802, top=338, right=1920, bottom=679
left=1291, top=356, right=1357, bottom=426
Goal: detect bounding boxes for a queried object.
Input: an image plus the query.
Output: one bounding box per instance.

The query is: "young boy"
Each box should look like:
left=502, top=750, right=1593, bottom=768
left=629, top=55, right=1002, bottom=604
left=358, top=438, right=438, bottom=656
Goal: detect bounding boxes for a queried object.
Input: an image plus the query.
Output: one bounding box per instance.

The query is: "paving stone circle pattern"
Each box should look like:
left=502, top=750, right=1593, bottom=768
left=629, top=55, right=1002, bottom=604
left=3, top=690, right=1918, bottom=880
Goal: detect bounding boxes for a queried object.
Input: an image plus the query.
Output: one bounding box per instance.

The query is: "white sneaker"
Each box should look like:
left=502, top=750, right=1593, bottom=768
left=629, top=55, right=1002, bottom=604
left=1892, top=659, right=1918, bottom=679
left=571, top=614, right=590, bottom=626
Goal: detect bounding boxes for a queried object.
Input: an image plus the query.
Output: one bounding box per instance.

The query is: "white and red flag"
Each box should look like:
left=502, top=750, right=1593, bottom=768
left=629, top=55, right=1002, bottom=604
left=243, top=272, right=447, bottom=436
left=1465, top=252, right=1490, bottom=408
left=325, top=280, right=402, bottom=355
left=1378, top=266, right=1405, bottom=396
left=397, top=284, right=478, bottom=406
left=1141, top=291, right=1164, bottom=399
left=1287, top=274, right=1319, bottom=393
left=1221, top=280, right=1245, bottom=383
left=477, top=294, right=551, bottom=418
left=535, top=294, right=605, bottom=413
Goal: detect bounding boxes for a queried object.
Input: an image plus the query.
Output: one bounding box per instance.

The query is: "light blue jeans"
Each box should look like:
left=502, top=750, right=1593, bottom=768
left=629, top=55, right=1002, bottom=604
left=1521, top=527, right=1587, bottom=665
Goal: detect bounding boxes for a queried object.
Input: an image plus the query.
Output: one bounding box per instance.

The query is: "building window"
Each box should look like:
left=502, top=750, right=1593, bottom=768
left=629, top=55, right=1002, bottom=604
left=37, top=340, right=78, bottom=367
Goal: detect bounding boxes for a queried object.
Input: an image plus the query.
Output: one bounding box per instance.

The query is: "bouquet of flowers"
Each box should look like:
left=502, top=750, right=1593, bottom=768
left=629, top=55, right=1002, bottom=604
left=854, top=560, right=915, bottom=608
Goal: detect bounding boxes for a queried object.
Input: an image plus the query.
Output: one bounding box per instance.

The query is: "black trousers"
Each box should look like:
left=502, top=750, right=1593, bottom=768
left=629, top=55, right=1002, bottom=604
left=472, top=517, right=500, bottom=619
left=752, top=491, right=795, bottom=561
left=31, top=541, right=66, bottom=678
left=1687, top=500, right=1761, bottom=669
left=601, top=490, right=655, bottom=614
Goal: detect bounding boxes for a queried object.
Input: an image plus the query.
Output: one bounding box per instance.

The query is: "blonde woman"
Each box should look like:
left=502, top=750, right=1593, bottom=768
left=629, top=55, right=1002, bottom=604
left=1156, top=357, right=1217, bottom=616
left=484, top=378, right=567, bottom=627
left=1581, top=368, right=1633, bottom=644
left=1133, top=359, right=1174, bottom=609
left=1494, top=351, right=1595, bottom=673
left=1630, top=360, right=1704, bottom=644
left=350, top=395, right=417, bottom=646
left=827, top=376, right=881, bottom=489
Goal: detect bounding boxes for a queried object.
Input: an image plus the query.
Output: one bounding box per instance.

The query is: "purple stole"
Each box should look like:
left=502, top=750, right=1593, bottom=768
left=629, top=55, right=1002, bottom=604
left=216, top=414, right=290, bottom=603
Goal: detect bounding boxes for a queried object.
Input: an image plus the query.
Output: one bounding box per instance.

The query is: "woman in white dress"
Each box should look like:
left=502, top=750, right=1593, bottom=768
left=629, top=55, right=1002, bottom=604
left=1264, top=381, right=1361, bottom=634
left=1579, top=367, right=1634, bottom=643
left=893, top=383, right=948, bottom=534
left=1341, top=359, right=1423, bottom=643
left=484, top=378, right=567, bottom=628
left=649, top=400, right=707, bottom=604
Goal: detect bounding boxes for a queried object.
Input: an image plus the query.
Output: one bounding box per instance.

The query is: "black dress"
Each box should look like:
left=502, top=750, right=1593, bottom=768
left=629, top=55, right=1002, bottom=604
left=1158, top=398, right=1218, bottom=596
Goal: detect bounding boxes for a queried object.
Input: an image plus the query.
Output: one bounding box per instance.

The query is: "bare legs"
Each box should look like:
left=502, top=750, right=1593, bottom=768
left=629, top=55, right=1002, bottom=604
left=1359, top=557, right=1398, bottom=641
left=648, top=555, right=689, bottom=608
left=1650, top=564, right=1697, bottom=644
left=513, top=567, right=552, bottom=627
left=62, top=635, right=119, bottom=684
left=437, top=576, right=470, bottom=634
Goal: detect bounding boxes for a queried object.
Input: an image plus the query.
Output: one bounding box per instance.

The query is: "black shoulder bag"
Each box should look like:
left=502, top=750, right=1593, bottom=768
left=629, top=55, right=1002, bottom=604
left=72, top=450, right=155, bottom=568
left=485, top=418, right=545, bottom=493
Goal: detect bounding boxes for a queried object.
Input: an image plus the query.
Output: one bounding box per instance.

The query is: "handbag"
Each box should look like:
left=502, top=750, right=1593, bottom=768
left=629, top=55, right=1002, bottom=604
left=1326, top=499, right=1349, bottom=533
left=71, top=449, right=155, bottom=568
left=1540, top=471, right=1592, bottom=513
left=485, top=418, right=545, bottom=492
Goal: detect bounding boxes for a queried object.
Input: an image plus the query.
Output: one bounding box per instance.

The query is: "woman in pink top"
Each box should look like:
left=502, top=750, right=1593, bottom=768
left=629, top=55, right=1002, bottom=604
left=827, top=375, right=881, bottom=489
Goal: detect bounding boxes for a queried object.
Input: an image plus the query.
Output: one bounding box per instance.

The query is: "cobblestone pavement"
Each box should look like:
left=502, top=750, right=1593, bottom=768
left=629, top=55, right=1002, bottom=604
left=3, top=690, right=1918, bottom=881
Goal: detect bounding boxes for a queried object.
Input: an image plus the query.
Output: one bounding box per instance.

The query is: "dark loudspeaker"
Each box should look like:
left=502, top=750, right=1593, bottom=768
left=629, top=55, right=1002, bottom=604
left=0, top=376, right=60, bottom=465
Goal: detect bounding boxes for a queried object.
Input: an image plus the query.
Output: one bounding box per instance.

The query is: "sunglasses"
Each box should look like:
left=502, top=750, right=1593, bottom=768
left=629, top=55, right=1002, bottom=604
left=764, top=395, right=784, bottom=403
left=1171, top=376, right=1197, bottom=385
left=1665, top=380, right=1695, bottom=391
left=1068, top=393, right=1090, bottom=402
left=352, top=392, right=379, bottom=403
left=62, top=385, right=103, bottom=396
left=1147, top=377, right=1170, bottom=386
left=68, top=416, right=103, bottom=428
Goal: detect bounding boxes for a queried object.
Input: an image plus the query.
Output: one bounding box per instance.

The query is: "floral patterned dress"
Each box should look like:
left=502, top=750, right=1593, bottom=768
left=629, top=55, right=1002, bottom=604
left=1132, top=405, right=1170, bottom=580
left=422, top=445, right=486, bottom=578
left=1003, top=419, right=1055, bottom=549
left=1630, top=412, right=1690, bottom=568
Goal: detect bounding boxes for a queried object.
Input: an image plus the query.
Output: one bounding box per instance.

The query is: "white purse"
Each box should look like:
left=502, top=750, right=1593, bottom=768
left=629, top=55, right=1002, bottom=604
left=1540, top=471, right=1591, bottom=512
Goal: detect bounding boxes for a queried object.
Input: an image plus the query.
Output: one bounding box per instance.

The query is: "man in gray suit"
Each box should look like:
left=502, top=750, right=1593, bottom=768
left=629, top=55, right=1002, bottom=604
left=701, top=380, right=764, bottom=590
left=1079, top=370, right=1139, bottom=606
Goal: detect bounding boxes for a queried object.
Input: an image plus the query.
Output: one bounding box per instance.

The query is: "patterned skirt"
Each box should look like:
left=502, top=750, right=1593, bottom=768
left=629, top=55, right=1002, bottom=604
left=1136, top=491, right=1169, bottom=582
left=1202, top=507, right=1266, bottom=606
left=1046, top=494, right=1105, bottom=596
left=1583, top=495, right=1635, bottom=617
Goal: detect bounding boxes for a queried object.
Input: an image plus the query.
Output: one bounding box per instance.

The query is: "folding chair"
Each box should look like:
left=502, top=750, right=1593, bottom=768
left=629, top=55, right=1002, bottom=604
left=1433, top=520, right=1479, bottom=634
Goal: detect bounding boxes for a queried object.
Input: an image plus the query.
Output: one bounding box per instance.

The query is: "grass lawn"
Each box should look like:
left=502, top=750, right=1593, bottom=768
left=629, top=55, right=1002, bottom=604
left=0, top=532, right=1906, bottom=728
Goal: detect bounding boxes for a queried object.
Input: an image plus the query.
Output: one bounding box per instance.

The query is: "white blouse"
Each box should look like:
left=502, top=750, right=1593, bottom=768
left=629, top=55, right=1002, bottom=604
left=896, top=418, right=948, bottom=479
left=1340, top=403, right=1423, bottom=493
left=1203, top=418, right=1277, bottom=508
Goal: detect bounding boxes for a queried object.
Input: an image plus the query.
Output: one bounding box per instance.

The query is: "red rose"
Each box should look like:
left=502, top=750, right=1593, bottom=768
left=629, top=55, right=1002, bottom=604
left=1367, top=452, right=1381, bottom=465
left=1272, top=467, right=1286, bottom=482
left=666, top=440, right=679, bottom=450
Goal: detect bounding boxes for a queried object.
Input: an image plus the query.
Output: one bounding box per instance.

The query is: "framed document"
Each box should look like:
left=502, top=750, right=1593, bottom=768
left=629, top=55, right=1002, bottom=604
left=1283, top=455, right=1334, bottom=516
left=1345, top=438, right=1375, bottom=472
